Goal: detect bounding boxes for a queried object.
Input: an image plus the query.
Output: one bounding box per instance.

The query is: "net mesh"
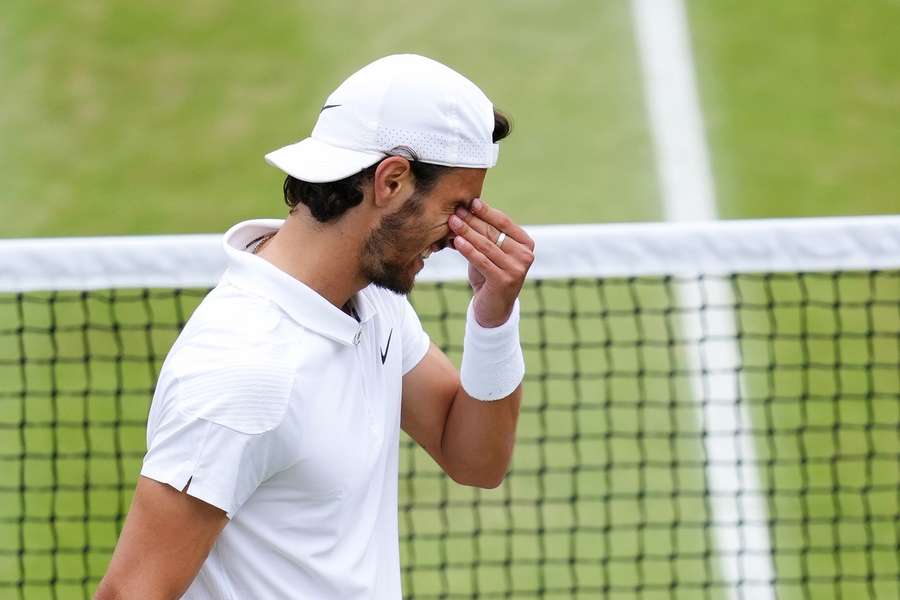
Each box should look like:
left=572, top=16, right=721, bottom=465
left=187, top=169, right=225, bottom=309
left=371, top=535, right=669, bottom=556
left=0, top=271, right=898, bottom=599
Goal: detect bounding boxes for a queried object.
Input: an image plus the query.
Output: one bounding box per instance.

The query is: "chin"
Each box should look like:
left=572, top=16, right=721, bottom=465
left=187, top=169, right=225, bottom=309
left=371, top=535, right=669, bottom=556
left=373, top=277, right=415, bottom=296
left=368, top=265, right=416, bottom=296
left=362, top=252, right=422, bottom=296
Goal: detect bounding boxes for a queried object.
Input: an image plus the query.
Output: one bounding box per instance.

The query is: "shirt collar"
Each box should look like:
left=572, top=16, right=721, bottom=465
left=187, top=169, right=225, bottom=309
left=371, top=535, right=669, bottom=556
left=221, top=219, right=375, bottom=346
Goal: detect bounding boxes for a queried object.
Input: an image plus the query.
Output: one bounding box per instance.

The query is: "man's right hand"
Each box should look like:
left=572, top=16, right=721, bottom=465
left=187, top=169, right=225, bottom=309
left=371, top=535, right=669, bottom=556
left=94, top=476, right=228, bottom=600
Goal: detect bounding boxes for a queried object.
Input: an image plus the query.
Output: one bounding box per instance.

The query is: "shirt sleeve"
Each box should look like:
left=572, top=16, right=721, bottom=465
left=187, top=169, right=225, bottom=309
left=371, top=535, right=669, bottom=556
left=141, top=356, right=296, bottom=518
left=400, top=296, right=431, bottom=375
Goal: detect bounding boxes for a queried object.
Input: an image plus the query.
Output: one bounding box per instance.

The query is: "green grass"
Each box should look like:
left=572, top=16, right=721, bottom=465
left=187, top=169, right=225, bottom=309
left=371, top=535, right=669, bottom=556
left=0, top=0, right=657, bottom=237
left=688, top=0, right=900, bottom=218
left=2, top=0, right=899, bottom=598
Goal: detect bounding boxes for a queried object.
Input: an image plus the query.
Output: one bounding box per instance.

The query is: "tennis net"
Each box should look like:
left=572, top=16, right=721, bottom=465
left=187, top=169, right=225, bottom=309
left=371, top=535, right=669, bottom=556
left=1, top=216, right=898, bottom=599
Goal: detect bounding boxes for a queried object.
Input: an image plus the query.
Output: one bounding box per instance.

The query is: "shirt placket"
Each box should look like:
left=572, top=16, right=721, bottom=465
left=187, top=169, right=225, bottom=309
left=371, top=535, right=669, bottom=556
left=353, top=321, right=382, bottom=440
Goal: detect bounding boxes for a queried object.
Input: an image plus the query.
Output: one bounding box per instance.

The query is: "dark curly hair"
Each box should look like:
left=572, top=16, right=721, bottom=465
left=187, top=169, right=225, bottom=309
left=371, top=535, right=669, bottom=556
left=283, top=109, right=511, bottom=223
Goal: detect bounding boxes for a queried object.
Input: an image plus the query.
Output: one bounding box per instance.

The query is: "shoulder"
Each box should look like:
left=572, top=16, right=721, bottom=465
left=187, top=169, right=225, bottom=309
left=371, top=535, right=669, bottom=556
left=183, top=283, right=285, bottom=341
left=161, top=285, right=306, bottom=435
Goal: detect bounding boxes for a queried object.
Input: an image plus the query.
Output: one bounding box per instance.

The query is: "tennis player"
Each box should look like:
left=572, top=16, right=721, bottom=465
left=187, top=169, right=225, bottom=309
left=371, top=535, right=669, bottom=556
left=96, top=54, right=532, bottom=599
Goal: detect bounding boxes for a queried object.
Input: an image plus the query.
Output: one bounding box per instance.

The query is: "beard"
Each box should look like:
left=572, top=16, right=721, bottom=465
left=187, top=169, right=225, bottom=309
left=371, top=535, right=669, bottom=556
left=359, top=190, right=429, bottom=295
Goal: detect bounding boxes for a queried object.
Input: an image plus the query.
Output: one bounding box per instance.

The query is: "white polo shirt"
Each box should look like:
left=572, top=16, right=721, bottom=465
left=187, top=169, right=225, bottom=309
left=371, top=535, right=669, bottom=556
left=140, top=219, right=431, bottom=599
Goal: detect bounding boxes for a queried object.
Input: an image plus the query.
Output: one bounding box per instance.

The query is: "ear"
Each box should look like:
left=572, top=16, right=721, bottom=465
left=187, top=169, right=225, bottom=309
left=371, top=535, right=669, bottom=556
left=372, top=156, right=414, bottom=209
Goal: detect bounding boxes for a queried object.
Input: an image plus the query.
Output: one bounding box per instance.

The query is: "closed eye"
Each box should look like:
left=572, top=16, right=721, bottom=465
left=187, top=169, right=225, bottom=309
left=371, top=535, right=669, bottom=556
left=449, top=200, right=469, bottom=214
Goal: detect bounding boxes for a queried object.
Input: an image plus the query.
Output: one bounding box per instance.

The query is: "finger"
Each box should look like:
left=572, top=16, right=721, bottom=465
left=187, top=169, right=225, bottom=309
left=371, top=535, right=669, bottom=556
left=469, top=198, right=535, bottom=251
left=454, top=206, right=499, bottom=244
left=455, top=206, right=534, bottom=265
left=452, top=233, right=505, bottom=281
left=449, top=214, right=518, bottom=272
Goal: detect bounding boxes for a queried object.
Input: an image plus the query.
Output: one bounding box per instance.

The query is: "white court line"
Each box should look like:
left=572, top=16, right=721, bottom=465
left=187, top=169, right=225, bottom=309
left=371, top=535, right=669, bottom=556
left=630, top=1, right=776, bottom=598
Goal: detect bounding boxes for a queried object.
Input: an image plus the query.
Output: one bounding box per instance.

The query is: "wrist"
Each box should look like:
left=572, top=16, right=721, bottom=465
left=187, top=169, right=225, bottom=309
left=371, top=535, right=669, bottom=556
left=471, top=300, right=515, bottom=329
left=460, top=298, right=525, bottom=401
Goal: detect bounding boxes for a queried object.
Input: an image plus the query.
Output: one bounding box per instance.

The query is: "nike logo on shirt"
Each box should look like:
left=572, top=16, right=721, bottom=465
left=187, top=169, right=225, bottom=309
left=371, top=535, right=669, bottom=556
left=320, top=104, right=342, bottom=112
left=380, top=329, right=393, bottom=365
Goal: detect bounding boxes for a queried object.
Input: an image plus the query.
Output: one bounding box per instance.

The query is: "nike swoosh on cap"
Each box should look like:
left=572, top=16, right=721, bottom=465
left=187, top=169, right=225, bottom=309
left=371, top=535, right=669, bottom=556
left=320, top=104, right=342, bottom=112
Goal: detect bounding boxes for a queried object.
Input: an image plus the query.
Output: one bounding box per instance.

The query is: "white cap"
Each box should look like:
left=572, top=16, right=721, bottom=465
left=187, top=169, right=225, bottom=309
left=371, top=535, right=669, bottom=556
left=265, top=54, right=499, bottom=183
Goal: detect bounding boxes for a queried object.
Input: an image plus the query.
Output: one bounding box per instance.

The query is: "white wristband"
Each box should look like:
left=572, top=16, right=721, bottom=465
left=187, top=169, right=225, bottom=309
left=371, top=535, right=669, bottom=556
left=460, top=298, right=525, bottom=401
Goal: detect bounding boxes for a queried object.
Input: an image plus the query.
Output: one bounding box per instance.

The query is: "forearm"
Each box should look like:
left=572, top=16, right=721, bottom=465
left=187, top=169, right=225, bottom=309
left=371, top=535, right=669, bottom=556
left=402, top=197, right=534, bottom=489
left=439, top=382, right=523, bottom=488
left=436, top=291, right=525, bottom=488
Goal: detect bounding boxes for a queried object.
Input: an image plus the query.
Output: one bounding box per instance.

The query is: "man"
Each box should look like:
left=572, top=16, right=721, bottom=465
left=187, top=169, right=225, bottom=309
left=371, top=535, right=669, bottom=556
left=96, top=54, right=533, bottom=599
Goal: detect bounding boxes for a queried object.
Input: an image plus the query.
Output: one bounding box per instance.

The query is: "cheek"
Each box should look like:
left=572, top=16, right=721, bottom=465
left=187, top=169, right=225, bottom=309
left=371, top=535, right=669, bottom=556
left=385, top=221, right=429, bottom=256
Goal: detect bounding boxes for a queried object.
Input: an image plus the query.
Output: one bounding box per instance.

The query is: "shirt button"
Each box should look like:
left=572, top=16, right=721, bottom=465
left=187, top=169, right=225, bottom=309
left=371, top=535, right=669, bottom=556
left=353, top=329, right=362, bottom=345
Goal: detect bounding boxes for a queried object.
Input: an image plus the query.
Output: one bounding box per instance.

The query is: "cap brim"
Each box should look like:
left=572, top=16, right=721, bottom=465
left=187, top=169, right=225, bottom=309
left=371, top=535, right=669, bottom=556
left=264, top=137, right=385, bottom=183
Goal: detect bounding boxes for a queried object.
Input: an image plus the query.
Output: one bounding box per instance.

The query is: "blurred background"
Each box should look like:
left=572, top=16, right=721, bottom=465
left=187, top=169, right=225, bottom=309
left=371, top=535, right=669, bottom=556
left=3, top=0, right=898, bottom=239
